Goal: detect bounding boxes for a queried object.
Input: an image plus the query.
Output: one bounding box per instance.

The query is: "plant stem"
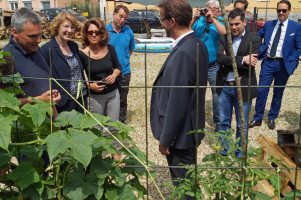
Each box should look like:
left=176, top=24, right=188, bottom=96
left=56, top=154, right=62, bottom=200
left=10, top=139, right=43, bottom=146
left=62, top=158, right=74, bottom=187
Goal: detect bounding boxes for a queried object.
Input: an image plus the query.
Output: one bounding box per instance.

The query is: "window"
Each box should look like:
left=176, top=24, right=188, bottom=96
left=146, top=12, right=157, bottom=19
left=23, top=1, right=32, bottom=9
left=41, top=1, right=51, bottom=9
left=9, top=2, right=18, bottom=10
left=129, top=11, right=141, bottom=18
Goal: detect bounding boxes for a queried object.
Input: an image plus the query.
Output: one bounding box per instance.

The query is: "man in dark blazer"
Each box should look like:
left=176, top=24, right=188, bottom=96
left=216, top=9, right=261, bottom=157
left=150, top=0, right=208, bottom=186
left=249, top=0, right=301, bottom=130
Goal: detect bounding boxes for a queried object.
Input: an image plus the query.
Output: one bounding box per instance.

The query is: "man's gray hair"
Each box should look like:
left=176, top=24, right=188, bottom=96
left=205, top=0, right=220, bottom=9
left=11, top=7, right=43, bottom=33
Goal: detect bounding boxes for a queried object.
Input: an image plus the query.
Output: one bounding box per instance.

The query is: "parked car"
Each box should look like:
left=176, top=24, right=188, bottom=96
left=218, top=10, right=265, bottom=33
left=125, top=10, right=162, bottom=33
left=40, top=8, right=87, bottom=22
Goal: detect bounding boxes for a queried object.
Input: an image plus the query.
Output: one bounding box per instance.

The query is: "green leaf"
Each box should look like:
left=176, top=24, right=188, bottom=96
left=1, top=72, right=24, bottom=84
left=4, top=85, right=24, bottom=95
left=92, top=137, right=118, bottom=155
left=64, top=169, right=104, bottom=200
left=269, top=173, right=279, bottom=191
left=0, top=147, right=14, bottom=167
left=0, top=50, right=11, bottom=57
left=8, top=161, right=39, bottom=190
left=22, top=99, right=52, bottom=127
left=53, top=110, right=85, bottom=128
left=0, top=89, right=21, bottom=112
left=254, top=192, right=274, bottom=200
left=22, top=182, right=44, bottom=200
left=20, top=145, right=44, bottom=160
left=90, top=157, right=125, bottom=187
left=105, top=184, right=137, bottom=200
left=41, top=186, right=57, bottom=199
left=80, top=113, right=111, bottom=129
left=130, top=176, right=147, bottom=199
left=45, top=129, right=98, bottom=167
left=0, top=113, right=18, bottom=151
left=121, top=146, right=155, bottom=178
left=231, top=181, right=242, bottom=188
left=284, top=190, right=301, bottom=198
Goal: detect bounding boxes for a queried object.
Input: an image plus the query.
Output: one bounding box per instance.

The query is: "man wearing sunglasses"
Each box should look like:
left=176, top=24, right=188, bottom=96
left=191, top=0, right=226, bottom=132
left=249, top=0, right=301, bottom=130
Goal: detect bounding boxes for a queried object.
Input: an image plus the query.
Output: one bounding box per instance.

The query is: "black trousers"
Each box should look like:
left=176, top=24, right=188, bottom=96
left=118, top=73, right=131, bottom=123
left=166, top=147, right=196, bottom=187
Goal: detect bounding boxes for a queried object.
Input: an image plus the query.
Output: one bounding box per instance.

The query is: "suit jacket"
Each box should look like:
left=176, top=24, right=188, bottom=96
left=41, top=37, right=85, bottom=108
left=150, top=32, right=209, bottom=149
left=257, top=19, right=301, bottom=75
left=216, top=32, right=261, bottom=101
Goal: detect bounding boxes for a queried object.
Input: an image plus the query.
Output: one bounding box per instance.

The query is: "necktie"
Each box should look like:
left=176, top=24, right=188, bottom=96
left=270, top=23, right=283, bottom=57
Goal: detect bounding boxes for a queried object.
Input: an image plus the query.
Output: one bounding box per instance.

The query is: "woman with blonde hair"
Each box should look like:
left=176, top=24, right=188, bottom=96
left=41, top=11, right=87, bottom=113
left=79, top=18, right=122, bottom=162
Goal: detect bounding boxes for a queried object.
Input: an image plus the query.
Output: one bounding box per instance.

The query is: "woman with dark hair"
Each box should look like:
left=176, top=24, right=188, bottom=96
left=41, top=11, right=87, bottom=113
left=80, top=18, right=122, bottom=161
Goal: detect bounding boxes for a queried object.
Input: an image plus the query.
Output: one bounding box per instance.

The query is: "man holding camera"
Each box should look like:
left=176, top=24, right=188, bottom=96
left=191, top=0, right=226, bottom=131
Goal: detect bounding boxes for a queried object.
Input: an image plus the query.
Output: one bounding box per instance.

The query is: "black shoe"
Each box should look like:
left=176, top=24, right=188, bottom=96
left=268, top=119, right=275, bottom=130
left=249, top=120, right=262, bottom=128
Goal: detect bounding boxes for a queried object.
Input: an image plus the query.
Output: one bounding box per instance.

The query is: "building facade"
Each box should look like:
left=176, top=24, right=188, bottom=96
left=0, top=0, right=99, bottom=11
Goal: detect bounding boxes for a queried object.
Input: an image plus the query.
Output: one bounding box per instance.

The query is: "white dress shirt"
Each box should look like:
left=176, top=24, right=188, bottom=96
left=172, top=30, right=194, bottom=48
left=267, top=19, right=288, bottom=58
left=226, top=30, right=246, bottom=81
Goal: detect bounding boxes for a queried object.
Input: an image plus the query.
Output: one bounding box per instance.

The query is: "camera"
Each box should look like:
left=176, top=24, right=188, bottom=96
left=199, top=8, right=208, bottom=16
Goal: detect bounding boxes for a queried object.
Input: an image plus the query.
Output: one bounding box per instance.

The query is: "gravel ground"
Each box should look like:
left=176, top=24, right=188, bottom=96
left=126, top=52, right=301, bottom=199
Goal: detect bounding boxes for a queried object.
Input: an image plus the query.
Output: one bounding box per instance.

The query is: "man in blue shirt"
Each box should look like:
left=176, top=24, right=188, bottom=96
left=191, top=0, right=226, bottom=131
left=106, top=5, right=135, bottom=123
left=3, top=8, right=60, bottom=106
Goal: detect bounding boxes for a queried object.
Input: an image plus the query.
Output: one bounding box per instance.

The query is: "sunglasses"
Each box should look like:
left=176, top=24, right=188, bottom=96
left=87, top=30, right=101, bottom=36
left=277, top=9, right=288, bottom=13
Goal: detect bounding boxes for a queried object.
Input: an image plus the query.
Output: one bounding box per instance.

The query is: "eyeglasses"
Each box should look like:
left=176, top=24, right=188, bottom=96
left=277, top=9, right=288, bottom=13
left=160, top=17, right=170, bottom=24
left=87, top=30, right=101, bottom=36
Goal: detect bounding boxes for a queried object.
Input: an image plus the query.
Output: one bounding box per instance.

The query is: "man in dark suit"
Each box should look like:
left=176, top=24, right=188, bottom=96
left=150, top=0, right=208, bottom=185
left=216, top=8, right=261, bottom=157
left=249, top=0, right=301, bottom=130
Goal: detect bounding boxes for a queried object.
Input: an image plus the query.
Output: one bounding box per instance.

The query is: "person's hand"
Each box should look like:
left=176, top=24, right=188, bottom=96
left=37, top=90, right=61, bottom=103
left=159, top=144, right=170, bottom=155
left=243, top=54, right=258, bottom=67
left=105, top=74, right=117, bottom=85
left=88, top=82, right=106, bottom=93
left=194, top=9, right=201, bottom=21
left=205, top=10, right=213, bottom=22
